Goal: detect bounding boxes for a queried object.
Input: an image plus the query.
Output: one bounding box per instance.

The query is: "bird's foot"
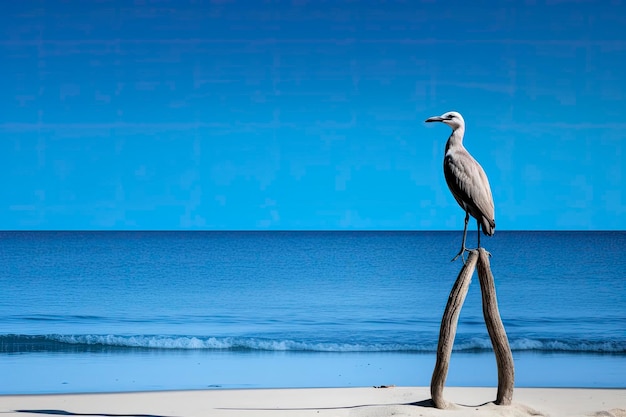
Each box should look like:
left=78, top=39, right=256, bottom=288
left=451, top=247, right=469, bottom=263
left=476, top=246, right=492, bottom=258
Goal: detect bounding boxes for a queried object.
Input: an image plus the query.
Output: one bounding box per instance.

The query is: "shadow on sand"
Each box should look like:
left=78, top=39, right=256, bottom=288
left=18, top=398, right=487, bottom=415
left=15, top=410, right=175, bottom=417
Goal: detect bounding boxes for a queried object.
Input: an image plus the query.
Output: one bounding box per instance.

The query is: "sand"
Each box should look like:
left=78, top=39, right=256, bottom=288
left=1, top=387, right=624, bottom=417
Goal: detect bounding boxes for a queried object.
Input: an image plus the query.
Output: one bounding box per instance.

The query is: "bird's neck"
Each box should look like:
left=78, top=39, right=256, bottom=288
left=445, top=127, right=465, bottom=152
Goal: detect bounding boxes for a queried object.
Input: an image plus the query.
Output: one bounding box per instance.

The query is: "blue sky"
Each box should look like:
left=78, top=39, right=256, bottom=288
left=1, top=0, right=624, bottom=230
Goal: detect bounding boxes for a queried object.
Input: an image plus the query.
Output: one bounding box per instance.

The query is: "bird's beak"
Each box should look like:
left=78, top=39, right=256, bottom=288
left=425, top=116, right=444, bottom=123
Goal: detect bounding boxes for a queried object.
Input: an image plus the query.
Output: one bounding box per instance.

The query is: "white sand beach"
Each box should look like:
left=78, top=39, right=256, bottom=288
left=1, top=387, right=624, bottom=417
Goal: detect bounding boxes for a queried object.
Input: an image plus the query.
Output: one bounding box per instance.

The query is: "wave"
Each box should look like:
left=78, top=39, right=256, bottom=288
left=1, top=334, right=625, bottom=354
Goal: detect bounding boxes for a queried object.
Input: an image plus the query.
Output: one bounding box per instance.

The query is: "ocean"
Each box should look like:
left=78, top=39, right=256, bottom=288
left=1, top=231, right=624, bottom=394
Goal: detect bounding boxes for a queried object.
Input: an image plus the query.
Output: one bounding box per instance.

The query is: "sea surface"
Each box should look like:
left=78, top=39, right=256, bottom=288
left=1, top=231, right=625, bottom=394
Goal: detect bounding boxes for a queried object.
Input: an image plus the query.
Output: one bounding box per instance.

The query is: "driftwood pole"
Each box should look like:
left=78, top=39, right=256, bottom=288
left=476, top=248, right=514, bottom=405
left=430, top=251, right=478, bottom=409
left=430, top=249, right=514, bottom=409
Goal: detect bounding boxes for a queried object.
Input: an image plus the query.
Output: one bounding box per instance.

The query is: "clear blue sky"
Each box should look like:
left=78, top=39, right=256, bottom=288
left=1, top=0, right=624, bottom=230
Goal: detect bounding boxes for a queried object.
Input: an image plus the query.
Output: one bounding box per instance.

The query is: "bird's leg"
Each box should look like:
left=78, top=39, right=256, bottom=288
left=476, top=220, right=491, bottom=256
left=451, top=212, right=470, bottom=262
left=476, top=220, right=492, bottom=257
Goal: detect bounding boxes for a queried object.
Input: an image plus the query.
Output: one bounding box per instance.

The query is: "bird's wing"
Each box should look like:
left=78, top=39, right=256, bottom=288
left=444, top=148, right=495, bottom=228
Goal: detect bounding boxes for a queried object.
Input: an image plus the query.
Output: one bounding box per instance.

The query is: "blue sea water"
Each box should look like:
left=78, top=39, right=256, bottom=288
left=1, top=231, right=625, bottom=394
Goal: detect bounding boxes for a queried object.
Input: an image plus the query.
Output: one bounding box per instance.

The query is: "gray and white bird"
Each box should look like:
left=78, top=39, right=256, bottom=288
left=425, top=111, right=495, bottom=261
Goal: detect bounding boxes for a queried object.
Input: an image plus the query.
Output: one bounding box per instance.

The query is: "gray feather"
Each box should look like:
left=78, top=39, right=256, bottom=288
left=444, top=146, right=495, bottom=236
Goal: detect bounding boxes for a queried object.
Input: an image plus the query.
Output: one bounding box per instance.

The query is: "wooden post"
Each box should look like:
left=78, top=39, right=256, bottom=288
left=430, top=249, right=515, bottom=409
left=476, top=248, right=514, bottom=405
left=430, top=251, right=478, bottom=409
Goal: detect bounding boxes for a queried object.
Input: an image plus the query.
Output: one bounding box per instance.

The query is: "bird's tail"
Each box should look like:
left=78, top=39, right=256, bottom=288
left=482, top=217, right=495, bottom=236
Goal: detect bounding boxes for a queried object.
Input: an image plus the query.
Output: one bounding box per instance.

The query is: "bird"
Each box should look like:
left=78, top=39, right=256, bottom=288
left=425, top=111, right=495, bottom=262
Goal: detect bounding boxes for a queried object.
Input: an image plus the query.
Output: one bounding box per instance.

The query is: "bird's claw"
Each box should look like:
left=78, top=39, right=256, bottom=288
left=452, top=247, right=491, bottom=263
left=476, top=246, right=492, bottom=258
left=451, top=247, right=469, bottom=264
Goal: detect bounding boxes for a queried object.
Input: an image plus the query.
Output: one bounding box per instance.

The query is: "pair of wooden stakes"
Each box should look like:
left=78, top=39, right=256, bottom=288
left=430, top=248, right=515, bottom=409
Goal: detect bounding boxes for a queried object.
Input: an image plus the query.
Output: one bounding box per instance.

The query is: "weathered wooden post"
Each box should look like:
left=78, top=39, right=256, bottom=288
left=476, top=248, right=514, bottom=405
left=430, top=249, right=514, bottom=409
left=430, top=251, right=478, bottom=409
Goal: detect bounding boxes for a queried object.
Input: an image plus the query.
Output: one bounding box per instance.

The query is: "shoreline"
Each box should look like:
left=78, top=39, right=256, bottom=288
left=4, top=350, right=625, bottom=395
left=1, top=387, right=624, bottom=417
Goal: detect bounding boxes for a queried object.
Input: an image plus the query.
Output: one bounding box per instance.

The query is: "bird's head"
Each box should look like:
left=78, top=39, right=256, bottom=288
left=425, top=111, right=465, bottom=130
